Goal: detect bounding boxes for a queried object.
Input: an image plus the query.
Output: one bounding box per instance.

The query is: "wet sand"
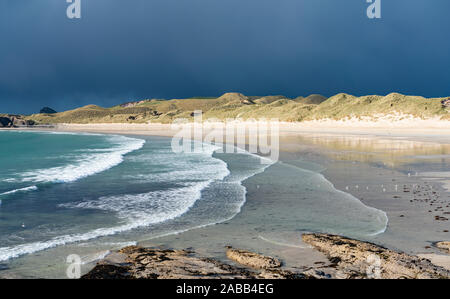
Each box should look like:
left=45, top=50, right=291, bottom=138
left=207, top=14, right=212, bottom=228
left=51, top=124, right=450, bottom=271
left=2, top=123, right=450, bottom=276
left=143, top=133, right=450, bottom=271
left=276, top=133, right=450, bottom=270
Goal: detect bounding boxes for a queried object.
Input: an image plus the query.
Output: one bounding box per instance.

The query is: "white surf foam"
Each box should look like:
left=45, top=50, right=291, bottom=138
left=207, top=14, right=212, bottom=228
left=0, top=184, right=205, bottom=262
left=0, top=142, right=230, bottom=262
left=18, top=135, right=145, bottom=184
left=0, top=186, right=38, bottom=197
left=61, top=182, right=213, bottom=224
left=137, top=149, right=275, bottom=244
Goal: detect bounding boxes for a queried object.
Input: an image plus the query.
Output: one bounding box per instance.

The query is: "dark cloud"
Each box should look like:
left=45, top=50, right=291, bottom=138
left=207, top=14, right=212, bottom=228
left=1, top=0, right=449, bottom=114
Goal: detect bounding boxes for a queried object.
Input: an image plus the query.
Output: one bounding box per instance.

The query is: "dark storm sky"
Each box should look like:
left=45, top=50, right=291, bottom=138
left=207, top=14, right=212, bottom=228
left=1, top=0, right=449, bottom=114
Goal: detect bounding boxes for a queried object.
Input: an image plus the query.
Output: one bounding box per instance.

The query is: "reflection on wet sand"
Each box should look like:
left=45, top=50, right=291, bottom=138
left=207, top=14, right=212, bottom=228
left=280, top=133, right=450, bottom=169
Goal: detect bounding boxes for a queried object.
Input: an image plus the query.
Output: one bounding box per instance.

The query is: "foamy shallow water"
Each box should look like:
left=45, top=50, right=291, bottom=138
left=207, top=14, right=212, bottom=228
left=0, top=131, right=388, bottom=278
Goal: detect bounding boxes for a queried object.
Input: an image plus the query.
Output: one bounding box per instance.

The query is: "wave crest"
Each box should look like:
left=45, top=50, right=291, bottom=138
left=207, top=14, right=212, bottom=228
left=18, top=135, right=145, bottom=184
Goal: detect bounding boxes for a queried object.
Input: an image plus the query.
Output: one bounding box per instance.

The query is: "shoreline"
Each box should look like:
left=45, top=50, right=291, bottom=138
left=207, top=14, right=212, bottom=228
left=45, top=124, right=450, bottom=268
left=3, top=117, right=450, bottom=136
left=1, top=122, right=450, bottom=277
left=82, top=233, right=450, bottom=279
left=51, top=123, right=449, bottom=271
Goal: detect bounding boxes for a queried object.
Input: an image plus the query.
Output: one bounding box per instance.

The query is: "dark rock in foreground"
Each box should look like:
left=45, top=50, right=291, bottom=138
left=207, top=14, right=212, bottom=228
left=82, top=234, right=450, bottom=279
left=82, top=246, right=307, bottom=279
left=82, top=264, right=131, bottom=279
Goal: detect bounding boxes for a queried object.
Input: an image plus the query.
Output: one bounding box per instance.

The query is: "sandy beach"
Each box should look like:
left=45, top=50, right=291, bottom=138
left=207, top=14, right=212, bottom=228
left=37, top=121, right=450, bottom=273
left=1, top=120, right=450, bottom=278
left=3, top=0, right=450, bottom=282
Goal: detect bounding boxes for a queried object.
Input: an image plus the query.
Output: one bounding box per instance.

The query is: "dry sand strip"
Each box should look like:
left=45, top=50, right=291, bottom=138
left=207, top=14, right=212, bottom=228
left=4, top=118, right=449, bottom=138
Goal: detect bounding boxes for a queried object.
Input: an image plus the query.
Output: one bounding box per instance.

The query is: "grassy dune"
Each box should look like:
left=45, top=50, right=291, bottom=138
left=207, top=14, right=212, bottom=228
left=26, top=92, right=449, bottom=124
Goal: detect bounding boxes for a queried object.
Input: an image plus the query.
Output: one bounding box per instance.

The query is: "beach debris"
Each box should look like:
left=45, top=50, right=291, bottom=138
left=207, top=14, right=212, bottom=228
left=302, top=233, right=450, bottom=279
left=225, top=246, right=282, bottom=270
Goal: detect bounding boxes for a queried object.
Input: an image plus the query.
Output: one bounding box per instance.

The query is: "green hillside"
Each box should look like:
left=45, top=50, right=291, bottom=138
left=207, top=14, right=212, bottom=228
left=26, top=92, right=449, bottom=124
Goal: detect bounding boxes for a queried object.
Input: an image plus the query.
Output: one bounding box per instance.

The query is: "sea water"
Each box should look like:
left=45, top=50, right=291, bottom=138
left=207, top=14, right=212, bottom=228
left=0, top=131, right=387, bottom=278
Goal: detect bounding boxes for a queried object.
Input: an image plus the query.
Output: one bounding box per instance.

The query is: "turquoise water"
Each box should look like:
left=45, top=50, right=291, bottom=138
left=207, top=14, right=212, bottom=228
left=0, top=131, right=388, bottom=277
left=0, top=131, right=270, bottom=265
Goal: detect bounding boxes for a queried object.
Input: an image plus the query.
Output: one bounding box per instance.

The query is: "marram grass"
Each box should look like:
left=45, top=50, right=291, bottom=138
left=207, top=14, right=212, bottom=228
left=25, top=92, right=449, bottom=124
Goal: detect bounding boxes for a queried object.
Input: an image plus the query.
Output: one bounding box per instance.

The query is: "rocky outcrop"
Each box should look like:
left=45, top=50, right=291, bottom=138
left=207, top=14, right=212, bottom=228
left=82, top=246, right=306, bottom=279
left=11, top=116, right=26, bottom=127
left=82, top=235, right=450, bottom=279
left=226, top=247, right=282, bottom=270
left=302, top=233, right=450, bottom=279
left=82, top=246, right=254, bottom=279
left=435, top=242, right=450, bottom=253
left=0, top=115, right=35, bottom=127
left=442, top=99, right=450, bottom=108
left=0, top=117, right=12, bottom=127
